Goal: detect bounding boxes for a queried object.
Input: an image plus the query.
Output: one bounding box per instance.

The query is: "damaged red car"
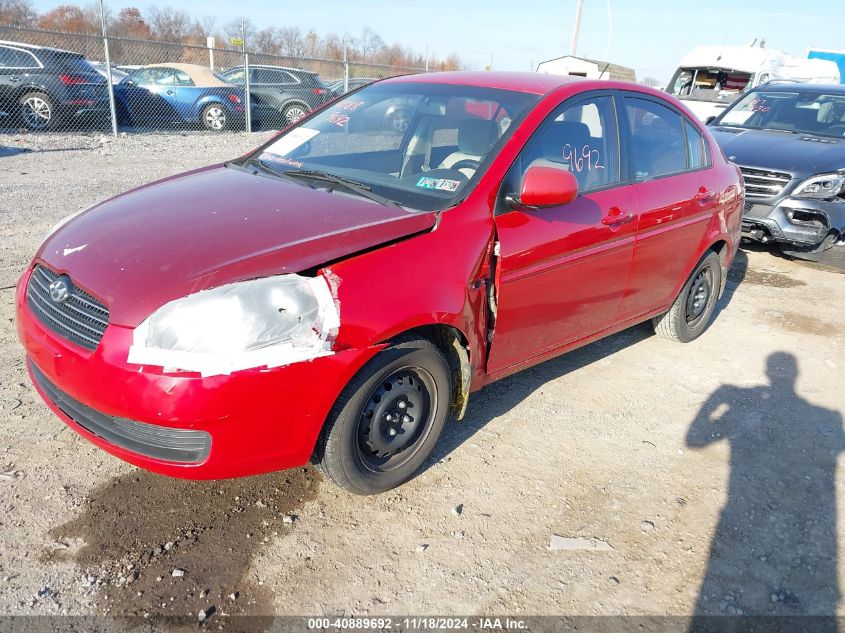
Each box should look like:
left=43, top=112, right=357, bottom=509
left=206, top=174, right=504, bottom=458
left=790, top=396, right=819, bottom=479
left=17, top=72, right=742, bottom=494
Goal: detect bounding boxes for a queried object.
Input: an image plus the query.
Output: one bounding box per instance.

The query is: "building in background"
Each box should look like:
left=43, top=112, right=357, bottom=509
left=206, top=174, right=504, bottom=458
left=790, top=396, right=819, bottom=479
left=535, top=55, right=636, bottom=82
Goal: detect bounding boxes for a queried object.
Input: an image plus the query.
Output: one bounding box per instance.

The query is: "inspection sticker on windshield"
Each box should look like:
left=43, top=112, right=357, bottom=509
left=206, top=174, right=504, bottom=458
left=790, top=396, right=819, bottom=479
left=265, top=127, right=320, bottom=156
left=416, top=177, right=460, bottom=192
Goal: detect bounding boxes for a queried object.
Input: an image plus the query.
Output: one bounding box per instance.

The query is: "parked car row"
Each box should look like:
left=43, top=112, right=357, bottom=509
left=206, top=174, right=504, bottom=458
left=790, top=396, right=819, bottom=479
left=0, top=39, right=347, bottom=132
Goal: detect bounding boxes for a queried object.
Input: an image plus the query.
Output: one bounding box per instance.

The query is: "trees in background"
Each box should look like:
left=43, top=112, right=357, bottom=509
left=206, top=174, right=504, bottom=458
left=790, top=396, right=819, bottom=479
left=0, top=0, right=462, bottom=69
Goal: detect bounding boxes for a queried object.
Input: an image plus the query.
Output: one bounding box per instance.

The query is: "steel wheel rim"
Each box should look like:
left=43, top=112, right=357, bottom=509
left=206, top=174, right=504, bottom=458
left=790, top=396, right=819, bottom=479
left=355, top=366, right=438, bottom=473
left=22, top=97, right=51, bottom=129
left=205, top=106, right=226, bottom=130
left=685, top=266, right=713, bottom=326
left=285, top=107, right=306, bottom=123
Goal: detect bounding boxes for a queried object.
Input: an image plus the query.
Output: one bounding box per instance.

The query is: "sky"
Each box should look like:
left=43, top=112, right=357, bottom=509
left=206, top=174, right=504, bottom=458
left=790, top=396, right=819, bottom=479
left=29, top=0, right=845, bottom=84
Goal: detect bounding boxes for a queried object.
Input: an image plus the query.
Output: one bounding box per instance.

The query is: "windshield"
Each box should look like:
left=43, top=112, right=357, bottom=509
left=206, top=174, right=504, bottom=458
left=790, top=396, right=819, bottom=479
left=667, top=67, right=753, bottom=102
left=715, top=90, right=845, bottom=138
left=252, top=83, right=539, bottom=211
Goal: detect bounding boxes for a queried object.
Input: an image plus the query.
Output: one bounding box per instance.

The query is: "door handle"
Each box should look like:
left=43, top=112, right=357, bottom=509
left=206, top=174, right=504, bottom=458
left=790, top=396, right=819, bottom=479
left=601, top=208, right=634, bottom=226
left=696, top=188, right=717, bottom=203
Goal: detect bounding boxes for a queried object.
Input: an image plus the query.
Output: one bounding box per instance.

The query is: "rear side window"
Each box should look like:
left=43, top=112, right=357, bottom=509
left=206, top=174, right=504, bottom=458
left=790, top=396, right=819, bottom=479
left=252, top=69, right=298, bottom=84
left=684, top=120, right=709, bottom=169
left=173, top=69, right=194, bottom=86
left=625, top=97, right=687, bottom=179
left=0, top=46, right=39, bottom=69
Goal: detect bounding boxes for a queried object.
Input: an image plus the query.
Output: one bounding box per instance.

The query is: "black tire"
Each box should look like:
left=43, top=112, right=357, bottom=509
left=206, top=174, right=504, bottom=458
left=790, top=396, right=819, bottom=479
left=653, top=250, right=722, bottom=343
left=200, top=103, right=228, bottom=131
left=282, top=103, right=309, bottom=125
left=19, top=91, right=59, bottom=131
left=313, top=337, right=451, bottom=495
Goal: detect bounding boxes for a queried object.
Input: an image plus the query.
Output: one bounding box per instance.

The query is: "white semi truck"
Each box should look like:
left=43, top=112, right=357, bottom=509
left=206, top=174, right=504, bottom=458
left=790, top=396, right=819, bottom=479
left=665, top=43, right=840, bottom=121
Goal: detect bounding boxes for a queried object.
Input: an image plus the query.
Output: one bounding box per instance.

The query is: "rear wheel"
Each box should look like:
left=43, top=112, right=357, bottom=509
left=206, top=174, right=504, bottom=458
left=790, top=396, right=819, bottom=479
left=653, top=250, right=722, bottom=343
left=201, top=103, right=228, bottom=131
left=313, top=337, right=451, bottom=495
left=19, top=92, right=58, bottom=131
left=282, top=103, right=309, bottom=125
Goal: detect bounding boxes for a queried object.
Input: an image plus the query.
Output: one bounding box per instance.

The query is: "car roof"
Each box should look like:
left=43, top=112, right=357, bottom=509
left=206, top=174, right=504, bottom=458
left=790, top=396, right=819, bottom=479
left=239, top=64, right=318, bottom=75
left=0, top=39, right=77, bottom=55
left=382, top=71, right=588, bottom=94
left=755, top=82, right=845, bottom=94
left=141, top=63, right=232, bottom=87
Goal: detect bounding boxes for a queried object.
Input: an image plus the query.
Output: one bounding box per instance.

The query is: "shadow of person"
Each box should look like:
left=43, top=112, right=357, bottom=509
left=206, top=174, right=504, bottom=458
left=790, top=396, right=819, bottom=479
left=687, top=352, right=844, bottom=627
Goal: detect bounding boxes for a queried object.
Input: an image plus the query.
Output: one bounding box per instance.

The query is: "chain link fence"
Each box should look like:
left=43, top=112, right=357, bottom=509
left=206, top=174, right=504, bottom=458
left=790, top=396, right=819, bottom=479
left=0, top=25, right=423, bottom=136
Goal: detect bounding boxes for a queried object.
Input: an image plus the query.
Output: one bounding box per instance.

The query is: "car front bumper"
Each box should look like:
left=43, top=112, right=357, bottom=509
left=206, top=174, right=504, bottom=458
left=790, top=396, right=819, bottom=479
left=742, top=196, right=845, bottom=250
left=15, top=268, right=380, bottom=479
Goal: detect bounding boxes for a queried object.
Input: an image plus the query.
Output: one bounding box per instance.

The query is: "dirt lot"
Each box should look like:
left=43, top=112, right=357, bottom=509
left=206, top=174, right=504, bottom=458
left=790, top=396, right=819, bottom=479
left=1, top=131, right=844, bottom=624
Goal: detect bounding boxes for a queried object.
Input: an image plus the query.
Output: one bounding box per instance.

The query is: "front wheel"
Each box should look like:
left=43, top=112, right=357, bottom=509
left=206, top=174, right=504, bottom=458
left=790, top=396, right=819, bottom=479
left=201, top=103, right=228, bottom=131
left=653, top=250, right=722, bottom=343
left=313, top=337, right=451, bottom=495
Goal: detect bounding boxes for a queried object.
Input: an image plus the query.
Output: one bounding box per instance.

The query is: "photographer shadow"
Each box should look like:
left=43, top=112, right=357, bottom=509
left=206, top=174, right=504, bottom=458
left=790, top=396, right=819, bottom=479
left=687, top=352, right=844, bottom=628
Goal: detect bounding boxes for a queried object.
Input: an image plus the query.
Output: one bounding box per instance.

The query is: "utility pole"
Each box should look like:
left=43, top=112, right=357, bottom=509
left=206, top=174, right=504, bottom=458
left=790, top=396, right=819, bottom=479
left=99, top=0, right=118, bottom=137
left=570, top=0, right=584, bottom=56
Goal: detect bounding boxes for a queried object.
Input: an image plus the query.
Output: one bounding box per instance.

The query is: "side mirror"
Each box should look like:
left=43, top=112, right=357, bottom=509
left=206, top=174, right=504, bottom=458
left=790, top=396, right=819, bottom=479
left=510, top=165, right=579, bottom=209
left=704, top=115, right=717, bottom=125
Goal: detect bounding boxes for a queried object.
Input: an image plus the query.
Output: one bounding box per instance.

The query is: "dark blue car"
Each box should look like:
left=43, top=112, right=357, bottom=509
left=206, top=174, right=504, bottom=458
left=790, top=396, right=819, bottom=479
left=114, top=63, right=246, bottom=131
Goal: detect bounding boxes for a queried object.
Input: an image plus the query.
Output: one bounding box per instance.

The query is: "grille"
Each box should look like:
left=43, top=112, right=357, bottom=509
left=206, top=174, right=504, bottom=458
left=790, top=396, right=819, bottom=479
left=26, top=265, right=109, bottom=351
left=743, top=202, right=774, bottom=219
left=30, top=361, right=211, bottom=464
left=740, top=167, right=792, bottom=199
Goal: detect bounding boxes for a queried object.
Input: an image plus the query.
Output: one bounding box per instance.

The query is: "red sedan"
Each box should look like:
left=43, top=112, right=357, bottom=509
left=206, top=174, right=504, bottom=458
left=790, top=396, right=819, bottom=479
left=16, top=72, right=742, bottom=494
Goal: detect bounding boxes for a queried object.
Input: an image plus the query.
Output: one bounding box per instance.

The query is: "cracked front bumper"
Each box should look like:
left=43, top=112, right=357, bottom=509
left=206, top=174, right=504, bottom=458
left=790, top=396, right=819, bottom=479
left=15, top=269, right=380, bottom=479
left=742, top=197, right=845, bottom=250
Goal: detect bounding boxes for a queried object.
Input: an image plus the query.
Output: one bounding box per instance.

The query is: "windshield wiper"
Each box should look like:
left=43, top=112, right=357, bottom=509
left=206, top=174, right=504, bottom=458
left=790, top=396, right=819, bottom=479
left=236, top=158, right=317, bottom=188
left=282, top=169, right=401, bottom=207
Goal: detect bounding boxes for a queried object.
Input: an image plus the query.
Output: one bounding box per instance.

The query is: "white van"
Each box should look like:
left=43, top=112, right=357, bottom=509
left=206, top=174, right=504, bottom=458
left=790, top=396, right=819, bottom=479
left=666, top=44, right=840, bottom=121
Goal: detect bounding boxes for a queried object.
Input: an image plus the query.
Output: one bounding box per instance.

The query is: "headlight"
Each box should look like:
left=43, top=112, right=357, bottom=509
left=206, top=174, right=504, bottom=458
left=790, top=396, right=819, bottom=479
left=127, top=274, right=340, bottom=376
left=793, top=173, right=845, bottom=201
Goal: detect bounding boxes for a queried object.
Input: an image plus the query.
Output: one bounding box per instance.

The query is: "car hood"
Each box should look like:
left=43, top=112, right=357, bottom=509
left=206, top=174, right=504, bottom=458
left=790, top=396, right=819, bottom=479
left=710, top=126, right=845, bottom=175
left=37, top=164, right=438, bottom=326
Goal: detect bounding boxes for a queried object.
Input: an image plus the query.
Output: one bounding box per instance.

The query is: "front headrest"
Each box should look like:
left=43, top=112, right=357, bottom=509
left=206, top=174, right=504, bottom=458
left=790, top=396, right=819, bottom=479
left=541, top=121, right=591, bottom=162
left=458, top=118, right=499, bottom=155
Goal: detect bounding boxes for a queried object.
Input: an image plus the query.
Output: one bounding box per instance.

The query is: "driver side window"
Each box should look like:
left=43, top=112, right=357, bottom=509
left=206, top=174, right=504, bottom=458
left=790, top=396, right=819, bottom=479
left=498, top=94, right=620, bottom=213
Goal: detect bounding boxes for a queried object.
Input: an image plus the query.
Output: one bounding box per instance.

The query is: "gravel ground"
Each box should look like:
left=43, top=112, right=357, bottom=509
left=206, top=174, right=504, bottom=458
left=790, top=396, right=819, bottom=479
left=1, top=131, right=844, bottom=623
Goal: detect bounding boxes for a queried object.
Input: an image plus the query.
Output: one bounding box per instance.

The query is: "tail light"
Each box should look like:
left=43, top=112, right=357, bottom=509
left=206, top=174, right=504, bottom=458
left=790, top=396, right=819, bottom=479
left=59, top=74, right=89, bottom=86
left=228, top=93, right=242, bottom=104
left=312, top=88, right=329, bottom=95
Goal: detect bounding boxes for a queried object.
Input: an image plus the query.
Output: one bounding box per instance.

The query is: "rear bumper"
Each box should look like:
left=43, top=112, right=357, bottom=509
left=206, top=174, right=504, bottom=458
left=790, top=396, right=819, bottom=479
left=15, top=269, right=379, bottom=479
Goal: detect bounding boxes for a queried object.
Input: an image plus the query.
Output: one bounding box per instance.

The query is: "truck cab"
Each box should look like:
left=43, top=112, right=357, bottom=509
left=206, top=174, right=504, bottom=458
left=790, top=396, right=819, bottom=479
left=666, top=45, right=840, bottom=122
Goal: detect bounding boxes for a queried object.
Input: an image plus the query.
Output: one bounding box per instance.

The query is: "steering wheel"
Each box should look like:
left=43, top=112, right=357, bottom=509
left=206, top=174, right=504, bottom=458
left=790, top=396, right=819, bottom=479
left=450, top=159, right=482, bottom=173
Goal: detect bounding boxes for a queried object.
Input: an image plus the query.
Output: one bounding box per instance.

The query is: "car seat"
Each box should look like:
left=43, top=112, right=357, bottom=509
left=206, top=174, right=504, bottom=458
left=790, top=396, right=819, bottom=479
left=438, top=119, right=499, bottom=178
